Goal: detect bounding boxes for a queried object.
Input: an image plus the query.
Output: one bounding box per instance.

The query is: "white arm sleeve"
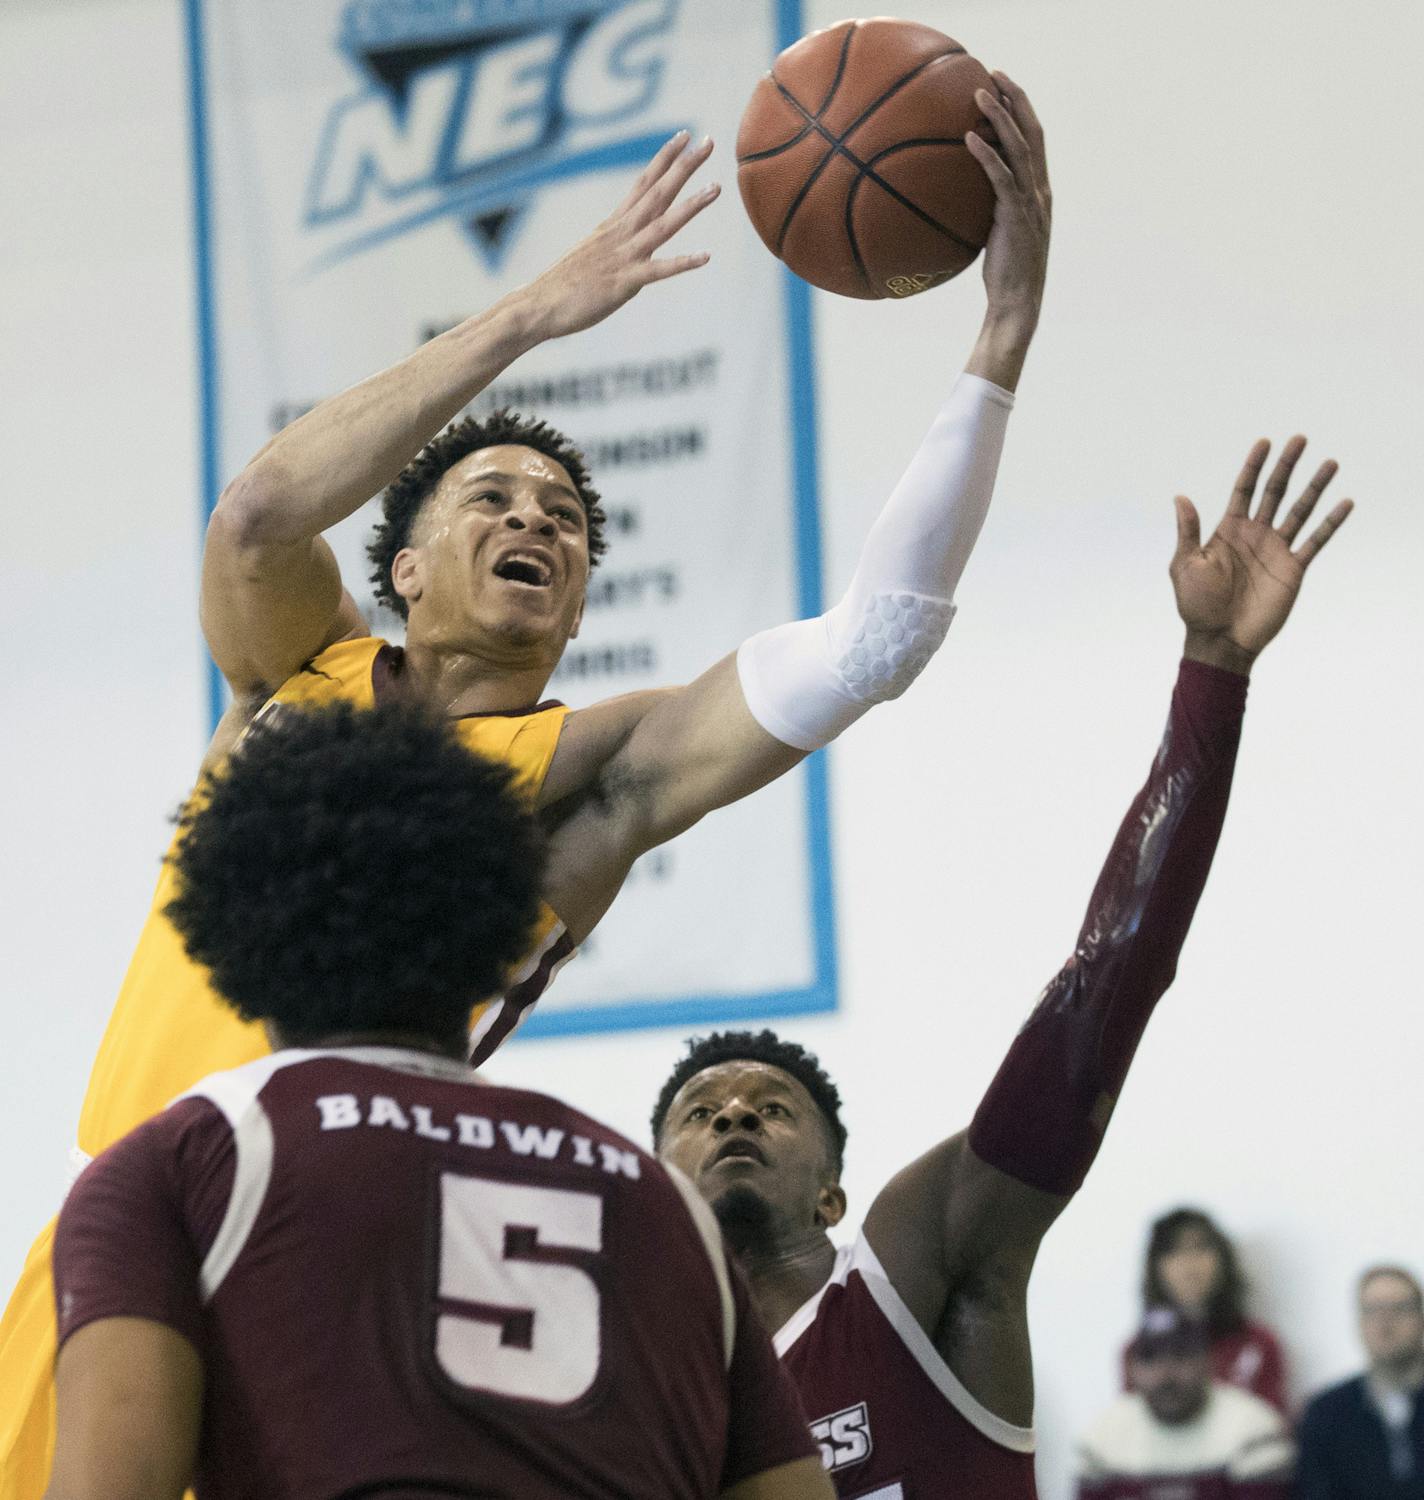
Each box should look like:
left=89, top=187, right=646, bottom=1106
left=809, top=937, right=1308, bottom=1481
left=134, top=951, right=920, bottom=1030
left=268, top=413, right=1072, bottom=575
left=736, top=372, right=1014, bottom=751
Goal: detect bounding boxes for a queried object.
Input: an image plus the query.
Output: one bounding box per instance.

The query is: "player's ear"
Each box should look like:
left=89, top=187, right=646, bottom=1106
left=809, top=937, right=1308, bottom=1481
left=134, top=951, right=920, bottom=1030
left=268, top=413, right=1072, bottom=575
left=392, top=546, right=423, bottom=608
left=567, top=594, right=585, bottom=641
left=814, top=1182, right=846, bottom=1229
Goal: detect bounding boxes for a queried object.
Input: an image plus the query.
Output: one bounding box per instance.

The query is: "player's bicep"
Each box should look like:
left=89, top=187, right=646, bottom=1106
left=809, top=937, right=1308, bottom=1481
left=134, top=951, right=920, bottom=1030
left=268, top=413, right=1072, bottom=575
left=200, top=505, right=360, bottom=693
left=719, top=1456, right=834, bottom=1500
left=46, top=1318, right=202, bottom=1500
left=609, top=653, right=805, bottom=849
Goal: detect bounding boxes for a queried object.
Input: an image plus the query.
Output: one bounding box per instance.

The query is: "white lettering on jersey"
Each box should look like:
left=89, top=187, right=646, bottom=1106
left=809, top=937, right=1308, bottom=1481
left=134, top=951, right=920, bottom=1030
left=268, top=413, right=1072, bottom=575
left=307, top=1089, right=646, bottom=1181
left=412, top=1105, right=452, bottom=1142
left=456, top=1114, right=494, bottom=1148
left=810, top=1401, right=873, bottom=1472
left=598, top=1143, right=642, bottom=1180
left=315, top=1094, right=361, bottom=1130
left=367, top=1096, right=411, bottom=1131
left=500, top=1122, right=566, bottom=1159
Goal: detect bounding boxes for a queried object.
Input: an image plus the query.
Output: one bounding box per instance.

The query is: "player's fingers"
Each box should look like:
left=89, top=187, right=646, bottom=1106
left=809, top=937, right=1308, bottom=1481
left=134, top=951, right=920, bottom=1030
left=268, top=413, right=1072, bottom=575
left=965, top=131, right=1014, bottom=194
left=1173, top=495, right=1202, bottom=558
left=1277, top=458, right=1340, bottom=542
left=974, top=88, right=1033, bottom=188
left=641, top=250, right=712, bottom=284
left=634, top=136, right=714, bottom=228
left=617, top=131, right=691, bottom=215
left=992, top=70, right=1047, bottom=163
left=1227, top=438, right=1271, bottom=516
left=1256, top=434, right=1308, bottom=523
left=636, top=181, right=721, bottom=253
left=1293, top=498, right=1354, bottom=569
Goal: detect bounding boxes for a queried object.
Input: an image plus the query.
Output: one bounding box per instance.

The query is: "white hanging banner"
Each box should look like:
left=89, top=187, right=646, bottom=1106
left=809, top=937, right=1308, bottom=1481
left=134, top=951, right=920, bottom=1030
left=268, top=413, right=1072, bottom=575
left=187, top=0, right=837, bottom=1036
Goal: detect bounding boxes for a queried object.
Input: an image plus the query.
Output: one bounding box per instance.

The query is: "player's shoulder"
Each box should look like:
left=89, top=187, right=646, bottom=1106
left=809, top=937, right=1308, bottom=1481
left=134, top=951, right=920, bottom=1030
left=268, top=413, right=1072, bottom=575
left=266, top=634, right=388, bottom=707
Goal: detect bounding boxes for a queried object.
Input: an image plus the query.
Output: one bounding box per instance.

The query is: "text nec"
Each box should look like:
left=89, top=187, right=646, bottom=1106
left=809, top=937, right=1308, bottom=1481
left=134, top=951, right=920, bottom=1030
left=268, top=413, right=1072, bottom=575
left=310, top=0, right=672, bottom=221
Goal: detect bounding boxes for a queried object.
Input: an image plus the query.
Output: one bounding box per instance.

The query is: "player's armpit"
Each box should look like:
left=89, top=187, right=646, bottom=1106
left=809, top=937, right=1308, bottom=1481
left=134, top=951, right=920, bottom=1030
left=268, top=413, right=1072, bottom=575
left=862, top=1131, right=1061, bottom=1427
left=536, top=656, right=803, bottom=937
left=200, top=506, right=362, bottom=695
left=588, top=652, right=805, bottom=848
left=535, top=687, right=674, bottom=808
left=719, top=1456, right=835, bottom=1500
left=46, top=1318, right=201, bottom=1500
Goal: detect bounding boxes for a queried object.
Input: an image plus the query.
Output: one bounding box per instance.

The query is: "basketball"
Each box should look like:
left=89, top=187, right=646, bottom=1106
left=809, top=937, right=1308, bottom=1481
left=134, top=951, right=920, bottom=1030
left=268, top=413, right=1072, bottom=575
left=736, top=18, right=998, bottom=300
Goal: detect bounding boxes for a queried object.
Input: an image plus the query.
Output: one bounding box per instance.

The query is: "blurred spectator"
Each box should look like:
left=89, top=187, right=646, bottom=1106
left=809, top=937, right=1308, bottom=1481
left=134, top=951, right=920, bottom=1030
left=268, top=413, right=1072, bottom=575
left=1296, top=1264, right=1424, bottom=1499
left=1081, top=1308, right=1294, bottom=1499
left=1123, top=1206, right=1288, bottom=1412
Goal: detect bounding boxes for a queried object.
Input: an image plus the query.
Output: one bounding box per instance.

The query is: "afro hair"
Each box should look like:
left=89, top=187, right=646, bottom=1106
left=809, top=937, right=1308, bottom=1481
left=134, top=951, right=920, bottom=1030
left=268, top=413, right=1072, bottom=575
left=650, top=1028, right=848, bottom=1174
left=367, top=409, right=606, bottom=618
left=165, top=699, right=547, bottom=1051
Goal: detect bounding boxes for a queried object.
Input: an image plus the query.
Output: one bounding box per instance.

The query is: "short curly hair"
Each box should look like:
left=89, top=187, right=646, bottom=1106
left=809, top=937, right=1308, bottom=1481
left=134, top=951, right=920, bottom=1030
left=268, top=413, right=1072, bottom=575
left=165, top=700, right=547, bottom=1050
left=650, top=1029, right=848, bottom=1175
left=367, top=410, right=607, bottom=618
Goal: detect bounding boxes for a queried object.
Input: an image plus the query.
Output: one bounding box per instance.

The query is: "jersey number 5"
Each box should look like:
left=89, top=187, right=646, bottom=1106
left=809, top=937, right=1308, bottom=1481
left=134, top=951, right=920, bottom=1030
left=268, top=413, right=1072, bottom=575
left=435, top=1172, right=603, bottom=1404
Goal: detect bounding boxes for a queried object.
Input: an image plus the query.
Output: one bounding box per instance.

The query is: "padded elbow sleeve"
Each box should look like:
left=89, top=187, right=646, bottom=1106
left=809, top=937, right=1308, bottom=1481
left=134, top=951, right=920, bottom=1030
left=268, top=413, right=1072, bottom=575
left=736, top=373, right=1012, bottom=752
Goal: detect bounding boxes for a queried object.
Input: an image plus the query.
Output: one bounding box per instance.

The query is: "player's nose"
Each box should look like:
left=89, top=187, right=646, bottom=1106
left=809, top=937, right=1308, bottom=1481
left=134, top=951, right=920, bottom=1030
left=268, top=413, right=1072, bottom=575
left=711, top=1102, right=762, bottom=1133
left=502, top=499, right=557, bottom=537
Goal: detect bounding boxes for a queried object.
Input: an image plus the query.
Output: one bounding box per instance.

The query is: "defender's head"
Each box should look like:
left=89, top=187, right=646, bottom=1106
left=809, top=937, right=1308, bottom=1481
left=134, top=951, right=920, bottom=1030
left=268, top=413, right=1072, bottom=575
left=652, top=1030, right=848, bottom=1254
left=165, top=700, right=546, bottom=1056
left=367, top=412, right=606, bottom=666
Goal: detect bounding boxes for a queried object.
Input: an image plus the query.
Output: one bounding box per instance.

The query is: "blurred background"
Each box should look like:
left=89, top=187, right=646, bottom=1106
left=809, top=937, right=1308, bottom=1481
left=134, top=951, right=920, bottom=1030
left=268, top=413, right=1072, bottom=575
left=3, top=1, right=1420, bottom=1495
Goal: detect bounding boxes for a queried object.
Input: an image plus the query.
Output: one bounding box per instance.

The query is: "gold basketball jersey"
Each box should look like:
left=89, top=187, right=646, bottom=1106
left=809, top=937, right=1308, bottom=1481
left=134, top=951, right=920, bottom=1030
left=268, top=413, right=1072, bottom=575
left=0, top=637, right=572, bottom=1499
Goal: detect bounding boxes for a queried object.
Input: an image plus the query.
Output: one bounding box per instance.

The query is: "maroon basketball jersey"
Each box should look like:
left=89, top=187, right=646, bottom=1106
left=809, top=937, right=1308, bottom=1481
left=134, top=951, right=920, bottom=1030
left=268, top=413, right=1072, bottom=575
left=775, top=1233, right=1037, bottom=1499
left=53, top=1047, right=814, bottom=1499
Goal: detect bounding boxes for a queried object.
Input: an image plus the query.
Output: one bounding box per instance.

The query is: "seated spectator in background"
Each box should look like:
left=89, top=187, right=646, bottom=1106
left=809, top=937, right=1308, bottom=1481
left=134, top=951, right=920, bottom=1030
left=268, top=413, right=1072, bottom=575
left=1125, top=1206, right=1289, bottom=1412
left=1296, top=1265, right=1424, bottom=1499
left=1081, top=1308, right=1294, bottom=1499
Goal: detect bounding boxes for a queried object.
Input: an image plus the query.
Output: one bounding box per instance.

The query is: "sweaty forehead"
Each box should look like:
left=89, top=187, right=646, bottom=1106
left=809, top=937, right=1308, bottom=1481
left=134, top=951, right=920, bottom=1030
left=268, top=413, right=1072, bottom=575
left=440, top=443, right=579, bottom=500
left=671, top=1059, right=815, bottom=1114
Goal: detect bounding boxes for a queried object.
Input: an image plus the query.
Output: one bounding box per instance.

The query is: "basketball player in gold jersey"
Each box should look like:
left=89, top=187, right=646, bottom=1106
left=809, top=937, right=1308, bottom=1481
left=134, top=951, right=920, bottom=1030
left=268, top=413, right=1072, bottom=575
left=2, top=79, right=1049, bottom=1494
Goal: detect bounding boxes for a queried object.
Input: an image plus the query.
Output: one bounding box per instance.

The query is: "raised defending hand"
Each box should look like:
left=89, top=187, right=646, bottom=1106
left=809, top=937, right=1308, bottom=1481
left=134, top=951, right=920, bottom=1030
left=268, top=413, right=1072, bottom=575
left=966, top=72, right=1051, bottom=325
left=523, top=132, right=719, bottom=341
left=1172, top=436, right=1354, bottom=673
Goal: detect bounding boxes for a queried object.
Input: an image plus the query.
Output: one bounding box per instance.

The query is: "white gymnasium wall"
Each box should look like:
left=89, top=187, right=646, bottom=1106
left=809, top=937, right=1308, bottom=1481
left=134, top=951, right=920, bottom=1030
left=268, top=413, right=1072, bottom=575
left=2, top=2, right=1419, bottom=1496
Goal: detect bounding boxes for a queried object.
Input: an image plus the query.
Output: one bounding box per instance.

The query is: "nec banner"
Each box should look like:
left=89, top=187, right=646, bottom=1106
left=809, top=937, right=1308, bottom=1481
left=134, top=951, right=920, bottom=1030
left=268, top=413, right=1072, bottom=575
left=185, top=0, right=837, bottom=1037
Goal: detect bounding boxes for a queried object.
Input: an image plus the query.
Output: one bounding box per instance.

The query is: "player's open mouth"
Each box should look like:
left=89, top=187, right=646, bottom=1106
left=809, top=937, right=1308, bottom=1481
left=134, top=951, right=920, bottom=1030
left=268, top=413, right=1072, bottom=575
left=713, top=1138, right=767, bottom=1167
left=492, top=551, right=554, bottom=588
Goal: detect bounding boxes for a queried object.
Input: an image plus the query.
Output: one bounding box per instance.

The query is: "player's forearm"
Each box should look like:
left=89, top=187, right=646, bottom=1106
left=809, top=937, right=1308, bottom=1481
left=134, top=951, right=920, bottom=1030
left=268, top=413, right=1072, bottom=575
left=216, top=291, right=544, bottom=547
left=968, top=657, right=1247, bottom=1194
left=735, top=371, right=1014, bottom=751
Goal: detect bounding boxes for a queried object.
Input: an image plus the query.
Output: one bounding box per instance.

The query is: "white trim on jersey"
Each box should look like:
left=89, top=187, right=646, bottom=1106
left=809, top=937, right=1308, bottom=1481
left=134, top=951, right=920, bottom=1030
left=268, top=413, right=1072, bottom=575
left=175, top=1051, right=293, bottom=1302
left=664, top=1163, right=737, bottom=1370
left=469, top=919, right=576, bottom=1056
left=173, top=1046, right=482, bottom=1301
left=774, top=1231, right=1037, bottom=1456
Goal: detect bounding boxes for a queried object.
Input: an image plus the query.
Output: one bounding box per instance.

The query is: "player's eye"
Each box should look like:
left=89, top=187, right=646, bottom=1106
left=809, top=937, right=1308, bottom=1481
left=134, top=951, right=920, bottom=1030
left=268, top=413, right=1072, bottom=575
left=763, top=1101, right=787, bottom=1116
left=468, top=490, right=504, bottom=506
left=554, top=505, right=581, bottom=524
left=686, top=1105, right=712, bottom=1122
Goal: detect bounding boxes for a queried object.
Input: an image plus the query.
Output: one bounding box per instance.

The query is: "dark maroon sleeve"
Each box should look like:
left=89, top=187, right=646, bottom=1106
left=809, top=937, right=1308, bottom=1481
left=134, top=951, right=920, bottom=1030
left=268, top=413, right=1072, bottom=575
left=53, top=1097, right=234, bottom=1354
left=969, top=658, right=1249, bottom=1195
left=721, top=1260, right=818, bottom=1488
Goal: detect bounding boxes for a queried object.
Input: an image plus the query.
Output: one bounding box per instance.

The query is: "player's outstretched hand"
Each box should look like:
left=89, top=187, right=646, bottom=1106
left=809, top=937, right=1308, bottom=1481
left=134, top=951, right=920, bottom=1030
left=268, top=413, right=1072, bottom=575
left=966, top=72, right=1050, bottom=326
left=522, top=132, right=718, bottom=341
left=1171, top=436, right=1354, bottom=673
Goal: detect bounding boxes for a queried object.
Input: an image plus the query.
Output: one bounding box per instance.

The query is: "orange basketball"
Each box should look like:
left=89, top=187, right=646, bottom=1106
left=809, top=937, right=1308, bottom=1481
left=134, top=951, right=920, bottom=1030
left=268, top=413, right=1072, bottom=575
left=736, top=18, right=997, bottom=300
